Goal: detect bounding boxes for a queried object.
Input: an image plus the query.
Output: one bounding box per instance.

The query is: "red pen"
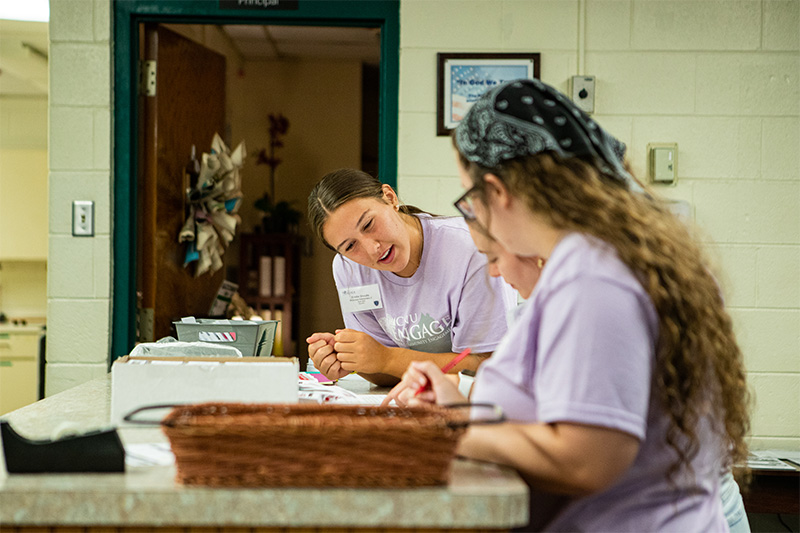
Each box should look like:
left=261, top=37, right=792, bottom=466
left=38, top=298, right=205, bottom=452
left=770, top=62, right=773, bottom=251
left=414, top=347, right=472, bottom=396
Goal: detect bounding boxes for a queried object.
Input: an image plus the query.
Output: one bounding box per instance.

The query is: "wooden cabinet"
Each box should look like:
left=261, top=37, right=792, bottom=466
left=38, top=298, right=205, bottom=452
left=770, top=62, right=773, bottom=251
left=238, top=233, right=300, bottom=356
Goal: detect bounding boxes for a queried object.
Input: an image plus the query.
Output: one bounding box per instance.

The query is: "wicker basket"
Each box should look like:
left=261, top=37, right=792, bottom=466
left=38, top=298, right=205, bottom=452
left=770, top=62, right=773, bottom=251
left=159, top=402, right=470, bottom=488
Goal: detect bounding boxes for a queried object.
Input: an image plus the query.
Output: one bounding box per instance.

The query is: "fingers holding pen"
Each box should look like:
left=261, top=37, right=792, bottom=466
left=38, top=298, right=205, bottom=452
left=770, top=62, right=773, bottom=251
left=409, top=361, right=466, bottom=405
left=382, top=360, right=444, bottom=407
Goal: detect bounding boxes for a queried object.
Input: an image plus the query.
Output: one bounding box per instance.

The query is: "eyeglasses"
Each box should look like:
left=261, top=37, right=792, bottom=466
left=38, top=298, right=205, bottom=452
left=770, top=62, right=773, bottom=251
left=453, top=184, right=482, bottom=220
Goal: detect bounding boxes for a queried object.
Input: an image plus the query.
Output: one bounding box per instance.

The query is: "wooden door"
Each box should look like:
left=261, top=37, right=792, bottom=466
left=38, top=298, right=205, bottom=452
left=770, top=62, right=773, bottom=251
left=139, top=25, right=226, bottom=341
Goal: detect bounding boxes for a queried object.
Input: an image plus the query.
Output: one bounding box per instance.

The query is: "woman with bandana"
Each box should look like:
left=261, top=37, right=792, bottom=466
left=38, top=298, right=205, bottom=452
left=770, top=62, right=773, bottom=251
left=306, top=169, right=517, bottom=386
left=468, top=216, right=749, bottom=532
left=386, top=79, right=751, bottom=531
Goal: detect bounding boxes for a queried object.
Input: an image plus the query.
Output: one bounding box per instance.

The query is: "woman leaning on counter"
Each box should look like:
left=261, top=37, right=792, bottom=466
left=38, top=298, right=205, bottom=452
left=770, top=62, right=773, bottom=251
left=305, top=169, right=517, bottom=386
left=388, top=78, right=751, bottom=531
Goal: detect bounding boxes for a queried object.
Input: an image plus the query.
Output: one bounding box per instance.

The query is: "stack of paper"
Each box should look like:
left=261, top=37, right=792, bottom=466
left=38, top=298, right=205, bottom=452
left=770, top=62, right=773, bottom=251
left=298, top=377, right=390, bottom=405
left=745, top=450, right=798, bottom=470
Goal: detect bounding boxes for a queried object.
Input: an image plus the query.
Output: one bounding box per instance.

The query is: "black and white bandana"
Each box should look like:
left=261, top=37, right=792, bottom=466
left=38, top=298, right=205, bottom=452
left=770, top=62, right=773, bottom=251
left=455, top=78, right=642, bottom=193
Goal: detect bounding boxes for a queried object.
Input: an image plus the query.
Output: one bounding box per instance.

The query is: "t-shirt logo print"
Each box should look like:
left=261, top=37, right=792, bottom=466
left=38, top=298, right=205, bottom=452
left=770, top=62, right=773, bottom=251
left=379, top=313, right=452, bottom=350
left=374, top=300, right=379, bottom=306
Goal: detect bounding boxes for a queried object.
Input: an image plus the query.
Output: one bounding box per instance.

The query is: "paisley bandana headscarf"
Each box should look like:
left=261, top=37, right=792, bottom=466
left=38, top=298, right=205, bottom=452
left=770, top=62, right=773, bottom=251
left=455, top=78, right=643, bottom=193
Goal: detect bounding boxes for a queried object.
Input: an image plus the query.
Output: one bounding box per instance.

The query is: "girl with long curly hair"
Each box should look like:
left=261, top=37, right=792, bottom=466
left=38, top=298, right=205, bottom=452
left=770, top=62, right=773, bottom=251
left=386, top=79, right=750, bottom=531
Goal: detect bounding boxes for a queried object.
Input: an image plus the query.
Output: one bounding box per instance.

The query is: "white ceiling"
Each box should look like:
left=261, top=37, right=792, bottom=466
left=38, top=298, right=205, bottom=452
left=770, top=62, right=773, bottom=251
left=0, top=22, right=380, bottom=97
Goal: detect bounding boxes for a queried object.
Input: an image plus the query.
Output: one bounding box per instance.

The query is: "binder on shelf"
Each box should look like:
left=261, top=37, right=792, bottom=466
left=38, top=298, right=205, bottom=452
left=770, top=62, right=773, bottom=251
left=259, top=257, right=272, bottom=297
left=259, top=256, right=286, bottom=298
left=274, top=257, right=286, bottom=297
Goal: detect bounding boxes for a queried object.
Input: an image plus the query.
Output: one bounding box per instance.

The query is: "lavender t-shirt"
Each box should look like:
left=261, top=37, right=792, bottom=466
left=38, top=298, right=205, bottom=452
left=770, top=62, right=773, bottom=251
left=332, top=214, right=517, bottom=354
left=471, top=233, right=727, bottom=532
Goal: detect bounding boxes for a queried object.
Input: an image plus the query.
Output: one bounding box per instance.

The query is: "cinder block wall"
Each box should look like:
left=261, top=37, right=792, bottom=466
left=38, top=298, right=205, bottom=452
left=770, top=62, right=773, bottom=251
left=396, top=0, right=799, bottom=450
left=46, top=0, right=112, bottom=394
left=47, top=0, right=799, bottom=448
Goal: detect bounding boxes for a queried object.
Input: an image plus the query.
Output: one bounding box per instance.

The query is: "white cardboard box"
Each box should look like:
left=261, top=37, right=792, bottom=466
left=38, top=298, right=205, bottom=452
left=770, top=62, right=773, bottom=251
left=111, top=355, right=299, bottom=426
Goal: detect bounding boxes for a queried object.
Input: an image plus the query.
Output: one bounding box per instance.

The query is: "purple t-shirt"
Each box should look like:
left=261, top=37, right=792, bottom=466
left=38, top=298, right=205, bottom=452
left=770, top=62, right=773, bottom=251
left=471, top=233, right=727, bottom=532
left=332, top=214, right=517, bottom=354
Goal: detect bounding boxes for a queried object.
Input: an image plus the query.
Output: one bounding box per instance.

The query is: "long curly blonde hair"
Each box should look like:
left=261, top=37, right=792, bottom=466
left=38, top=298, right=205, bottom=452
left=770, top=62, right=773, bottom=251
left=460, top=151, right=751, bottom=478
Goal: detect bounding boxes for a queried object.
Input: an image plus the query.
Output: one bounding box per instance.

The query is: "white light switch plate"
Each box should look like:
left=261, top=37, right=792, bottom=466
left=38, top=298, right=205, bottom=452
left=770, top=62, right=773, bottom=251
left=72, top=200, right=94, bottom=236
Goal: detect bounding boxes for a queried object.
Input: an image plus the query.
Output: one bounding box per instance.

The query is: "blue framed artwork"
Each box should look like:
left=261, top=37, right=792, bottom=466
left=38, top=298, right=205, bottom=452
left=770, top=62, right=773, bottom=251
left=437, top=53, right=540, bottom=136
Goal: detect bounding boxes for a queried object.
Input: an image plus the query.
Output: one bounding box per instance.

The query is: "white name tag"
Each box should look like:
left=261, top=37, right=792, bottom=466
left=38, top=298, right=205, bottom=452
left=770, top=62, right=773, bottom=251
left=340, top=283, right=383, bottom=313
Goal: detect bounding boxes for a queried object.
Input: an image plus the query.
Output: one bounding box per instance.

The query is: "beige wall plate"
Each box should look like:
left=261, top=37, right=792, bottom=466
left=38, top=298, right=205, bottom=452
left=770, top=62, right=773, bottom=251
left=646, top=142, right=678, bottom=184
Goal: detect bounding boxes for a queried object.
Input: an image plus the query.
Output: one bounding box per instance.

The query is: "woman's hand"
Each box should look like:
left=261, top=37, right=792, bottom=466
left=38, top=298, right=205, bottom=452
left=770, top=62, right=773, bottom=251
left=333, top=329, right=392, bottom=374
left=306, top=332, right=349, bottom=381
left=382, top=361, right=466, bottom=407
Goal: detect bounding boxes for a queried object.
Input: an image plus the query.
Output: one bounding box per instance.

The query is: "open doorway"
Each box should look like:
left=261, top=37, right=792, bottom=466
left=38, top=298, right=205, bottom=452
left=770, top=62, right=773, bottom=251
left=136, top=22, right=380, bottom=358
left=111, top=0, right=399, bottom=360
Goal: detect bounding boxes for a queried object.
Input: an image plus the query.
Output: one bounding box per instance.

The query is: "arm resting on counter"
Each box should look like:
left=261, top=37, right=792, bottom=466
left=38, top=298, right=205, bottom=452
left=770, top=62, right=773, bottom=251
left=457, top=421, right=640, bottom=496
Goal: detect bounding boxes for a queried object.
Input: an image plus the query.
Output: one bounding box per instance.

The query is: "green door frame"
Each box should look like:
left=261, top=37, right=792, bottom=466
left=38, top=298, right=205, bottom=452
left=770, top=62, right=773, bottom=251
left=111, top=0, right=399, bottom=361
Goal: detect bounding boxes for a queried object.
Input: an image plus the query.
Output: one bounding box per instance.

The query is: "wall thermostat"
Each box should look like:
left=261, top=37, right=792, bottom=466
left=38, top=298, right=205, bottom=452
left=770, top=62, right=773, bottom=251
left=647, top=143, right=678, bottom=184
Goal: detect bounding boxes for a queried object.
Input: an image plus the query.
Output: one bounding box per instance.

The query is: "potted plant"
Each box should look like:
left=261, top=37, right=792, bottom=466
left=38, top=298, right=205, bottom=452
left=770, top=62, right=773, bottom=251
left=253, top=113, right=302, bottom=234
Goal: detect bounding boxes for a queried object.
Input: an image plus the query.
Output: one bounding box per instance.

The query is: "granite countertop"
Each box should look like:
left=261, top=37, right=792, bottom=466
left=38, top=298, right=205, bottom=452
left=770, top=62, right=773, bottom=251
left=0, top=374, right=529, bottom=529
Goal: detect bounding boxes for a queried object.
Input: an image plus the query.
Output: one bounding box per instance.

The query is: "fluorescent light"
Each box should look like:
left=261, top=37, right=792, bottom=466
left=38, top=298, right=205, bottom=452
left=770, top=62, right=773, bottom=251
left=0, top=0, right=49, bottom=22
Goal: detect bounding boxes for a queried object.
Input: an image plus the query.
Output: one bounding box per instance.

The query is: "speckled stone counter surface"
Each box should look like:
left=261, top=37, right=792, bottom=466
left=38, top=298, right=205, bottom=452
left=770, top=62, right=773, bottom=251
left=0, top=375, right=529, bottom=529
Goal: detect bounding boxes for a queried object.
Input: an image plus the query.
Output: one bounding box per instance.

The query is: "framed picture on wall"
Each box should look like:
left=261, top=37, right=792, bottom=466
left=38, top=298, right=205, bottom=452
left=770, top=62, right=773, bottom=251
left=437, top=53, right=541, bottom=136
